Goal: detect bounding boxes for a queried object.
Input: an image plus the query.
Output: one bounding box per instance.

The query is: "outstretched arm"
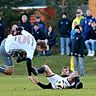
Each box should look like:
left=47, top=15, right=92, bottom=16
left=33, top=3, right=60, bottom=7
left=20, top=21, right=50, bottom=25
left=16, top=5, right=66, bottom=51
left=28, top=76, right=52, bottom=89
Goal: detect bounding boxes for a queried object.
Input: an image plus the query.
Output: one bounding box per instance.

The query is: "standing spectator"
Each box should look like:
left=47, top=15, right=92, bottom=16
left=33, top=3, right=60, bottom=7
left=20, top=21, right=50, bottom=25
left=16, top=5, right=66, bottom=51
left=20, top=15, right=32, bottom=34
left=58, top=12, right=71, bottom=55
left=0, top=16, right=5, bottom=45
left=72, top=9, right=84, bottom=29
left=35, top=15, right=47, bottom=33
left=80, top=10, right=96, bottom=40
left=85, top=21, right=96, bottom=56
left=46, top=26, right=56, bottom=55
left=70, top=25, right=85, bottom=77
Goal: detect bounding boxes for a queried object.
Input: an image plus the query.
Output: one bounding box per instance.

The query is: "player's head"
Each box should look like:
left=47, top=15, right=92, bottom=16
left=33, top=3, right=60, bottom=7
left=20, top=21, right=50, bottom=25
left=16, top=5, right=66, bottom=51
left=61, top=66, right=72, bottom=77
left=36, top=41, right=47, bottom=52
left=11, top=24, right=23, bottom=36
left=74, top=25, right=82, bottom=33
left=11, top=24, right=19, bottom=36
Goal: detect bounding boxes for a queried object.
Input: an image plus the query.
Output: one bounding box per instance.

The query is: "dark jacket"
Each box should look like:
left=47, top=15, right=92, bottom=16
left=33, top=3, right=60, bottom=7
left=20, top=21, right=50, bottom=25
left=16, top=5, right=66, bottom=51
left=87, top=27, right=96, bottom=40
left=70, top=32, right=85, bottom=57
left=32, top=29, right=47, bottom=41
left=20, top=22, right=32, bottom=34
left=47, top=31, right=56, bottom=48
left=58, top=18, right=71, bottom=37
left=0, top=20, right=5, bottom=44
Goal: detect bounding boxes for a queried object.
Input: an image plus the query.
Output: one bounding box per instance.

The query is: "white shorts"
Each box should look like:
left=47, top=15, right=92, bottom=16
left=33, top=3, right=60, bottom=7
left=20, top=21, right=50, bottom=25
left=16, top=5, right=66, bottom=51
left=47, top=74, right=71, bottom=89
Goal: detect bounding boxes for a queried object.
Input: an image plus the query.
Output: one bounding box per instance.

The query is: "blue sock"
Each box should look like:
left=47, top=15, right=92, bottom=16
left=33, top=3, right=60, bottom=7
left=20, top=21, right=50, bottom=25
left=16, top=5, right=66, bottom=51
left=0, top=66, right=6, bottom=73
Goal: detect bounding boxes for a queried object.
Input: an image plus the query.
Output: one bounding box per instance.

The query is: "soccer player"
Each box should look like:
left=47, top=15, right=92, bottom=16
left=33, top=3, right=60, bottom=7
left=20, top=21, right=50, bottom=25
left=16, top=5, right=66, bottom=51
left=29, top=65, right=83, bottom=89
left=0, top=24, right=47, bottom=77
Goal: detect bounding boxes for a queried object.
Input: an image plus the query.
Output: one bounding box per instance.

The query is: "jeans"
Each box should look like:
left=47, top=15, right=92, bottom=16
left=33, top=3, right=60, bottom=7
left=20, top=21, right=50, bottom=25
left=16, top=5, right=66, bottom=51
left=60, top=37, right=70, bottom=55
left=85, top=39, right=96, bottom=54
left=74, top=56, right=84, bottom=76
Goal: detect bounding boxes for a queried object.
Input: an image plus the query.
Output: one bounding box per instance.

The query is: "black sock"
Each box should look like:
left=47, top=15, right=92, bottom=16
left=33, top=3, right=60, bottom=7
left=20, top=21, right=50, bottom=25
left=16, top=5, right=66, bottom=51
left=26, top=58, right=32, bottom=76
left=74, top=77, right=80, bottom=83
left=37, top=66, right=45, bottom=74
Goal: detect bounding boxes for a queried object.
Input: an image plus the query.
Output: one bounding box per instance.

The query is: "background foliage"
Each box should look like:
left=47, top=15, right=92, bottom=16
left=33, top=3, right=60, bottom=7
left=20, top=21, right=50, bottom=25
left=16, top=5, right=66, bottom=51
left=0, top=0, right=88, bottom=33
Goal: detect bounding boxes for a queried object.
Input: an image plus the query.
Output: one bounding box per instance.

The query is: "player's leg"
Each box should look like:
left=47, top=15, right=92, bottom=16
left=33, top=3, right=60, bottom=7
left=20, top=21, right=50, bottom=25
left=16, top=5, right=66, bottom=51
left=0, top=42, right=14, bottom=75
left=0, top=54, right=14, bottom=75
left=68, top=71, right=83, bottom=89
left=37, top=64, right=55, bottom=76
left=68, top=71, right=79, bottom=81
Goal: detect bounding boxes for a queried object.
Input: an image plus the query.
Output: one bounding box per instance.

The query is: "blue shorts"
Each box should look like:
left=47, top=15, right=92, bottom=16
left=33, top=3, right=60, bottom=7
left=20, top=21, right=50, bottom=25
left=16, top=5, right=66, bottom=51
left=0, top=39, right=13, bottom=67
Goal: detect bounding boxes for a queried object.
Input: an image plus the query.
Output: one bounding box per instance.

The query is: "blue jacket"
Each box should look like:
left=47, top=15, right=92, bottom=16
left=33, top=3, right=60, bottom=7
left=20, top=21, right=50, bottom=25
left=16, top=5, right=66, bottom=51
left=70, top=29, right=75, bottom=40
left=80, top=16, right=96, bottom=40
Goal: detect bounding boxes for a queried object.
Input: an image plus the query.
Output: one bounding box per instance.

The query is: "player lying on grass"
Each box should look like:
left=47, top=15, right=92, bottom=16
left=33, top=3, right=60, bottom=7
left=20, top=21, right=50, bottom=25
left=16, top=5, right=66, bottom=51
left=0, top=24, right=47, bottom=77
left=29, top=65, right=83, bottom=89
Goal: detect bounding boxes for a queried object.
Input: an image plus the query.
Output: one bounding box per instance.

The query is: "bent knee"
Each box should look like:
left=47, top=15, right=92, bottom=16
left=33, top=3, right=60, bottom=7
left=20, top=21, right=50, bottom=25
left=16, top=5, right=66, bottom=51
left=43, top=64, right=49, bottom=69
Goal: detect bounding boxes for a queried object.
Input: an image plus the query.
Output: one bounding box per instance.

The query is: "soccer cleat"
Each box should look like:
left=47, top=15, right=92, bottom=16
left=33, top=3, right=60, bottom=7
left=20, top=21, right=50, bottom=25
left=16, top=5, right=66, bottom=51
left=31, top=67, right=38, bottom=76
left=75, top=82, right=83, bottom=89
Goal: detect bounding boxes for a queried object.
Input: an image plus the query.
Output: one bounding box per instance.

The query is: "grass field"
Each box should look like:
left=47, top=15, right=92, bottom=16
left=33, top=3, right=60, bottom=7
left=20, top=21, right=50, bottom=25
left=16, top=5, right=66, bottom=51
left=0, top=55, right=96, bottom=96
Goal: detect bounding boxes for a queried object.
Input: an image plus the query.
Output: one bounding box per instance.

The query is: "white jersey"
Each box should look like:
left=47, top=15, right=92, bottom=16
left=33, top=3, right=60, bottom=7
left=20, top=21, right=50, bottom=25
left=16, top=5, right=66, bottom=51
left=47, top=74, right=74, bottom=89
left=5, top=30, right=36, bottom=59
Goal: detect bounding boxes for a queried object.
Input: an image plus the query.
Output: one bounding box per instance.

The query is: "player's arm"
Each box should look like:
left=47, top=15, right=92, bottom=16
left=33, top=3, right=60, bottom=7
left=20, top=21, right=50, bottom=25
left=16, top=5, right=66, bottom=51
left=37, top=82, right=52, bottom=89
left=29, top=76, right=52, bottom=89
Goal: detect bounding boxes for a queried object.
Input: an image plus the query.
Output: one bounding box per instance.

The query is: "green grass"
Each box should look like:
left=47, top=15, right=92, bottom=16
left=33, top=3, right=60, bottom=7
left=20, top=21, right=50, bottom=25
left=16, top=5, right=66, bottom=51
left=0, top=54, right=96, bottom=96
left=0, top=75, right=96, bottom=96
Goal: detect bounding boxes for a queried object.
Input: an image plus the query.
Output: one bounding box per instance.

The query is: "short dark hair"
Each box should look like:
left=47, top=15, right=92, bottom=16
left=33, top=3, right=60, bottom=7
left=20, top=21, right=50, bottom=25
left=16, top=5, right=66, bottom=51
left=61, top=12, right=67, bottom=16
left=37, top=41, right=47, bottom=50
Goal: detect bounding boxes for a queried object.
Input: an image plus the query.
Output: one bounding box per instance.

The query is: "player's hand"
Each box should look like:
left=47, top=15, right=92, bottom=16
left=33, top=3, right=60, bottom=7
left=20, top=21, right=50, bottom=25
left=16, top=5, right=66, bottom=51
left=28, top=76, right=36, bottom=84
left=28, top=76, right=39, bottom=84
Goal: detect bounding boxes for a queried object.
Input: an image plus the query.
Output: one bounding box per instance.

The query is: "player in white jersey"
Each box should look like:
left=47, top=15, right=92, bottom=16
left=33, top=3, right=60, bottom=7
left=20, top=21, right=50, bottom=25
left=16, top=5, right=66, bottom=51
left=0, top=24, right=47, bottom=77
left=29, top=65, right=83, bottom=89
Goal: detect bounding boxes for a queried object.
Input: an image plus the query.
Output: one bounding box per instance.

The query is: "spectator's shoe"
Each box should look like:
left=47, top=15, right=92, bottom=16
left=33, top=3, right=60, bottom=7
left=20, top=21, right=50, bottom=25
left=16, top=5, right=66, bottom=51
left=89, top=53, right=95, bottom=57
left=90, top=51, right=95, bottom=57
left=31, top=67, right=38, bottom=76
left=75, top=82, right=83, bottom=89
left=61, top=53, right=64, bottom=55
left=87, top=53, right=91, bottom=56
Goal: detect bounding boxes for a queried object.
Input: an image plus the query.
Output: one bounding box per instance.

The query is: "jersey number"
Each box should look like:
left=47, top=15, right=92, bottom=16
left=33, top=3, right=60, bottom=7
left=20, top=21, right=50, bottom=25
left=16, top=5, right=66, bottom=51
left=17, top=35, right=30, bottom=44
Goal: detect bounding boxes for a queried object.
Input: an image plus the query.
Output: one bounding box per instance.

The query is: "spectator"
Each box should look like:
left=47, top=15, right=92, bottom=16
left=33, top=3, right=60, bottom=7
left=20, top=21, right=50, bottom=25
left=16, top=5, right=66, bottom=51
left=46, top=26, right=56, bottom=55
left=0, top=16, right=5, bottom=45
left=70, top=25, right=85, bottom=77
left=80, top=10, right=96, bottom=40
left=58, top=12, right=71, bottom=55
left=85, top=21, right=96, bottom=56
left=20, top=15, right=32, bottom=34
left=32, top=23, right=47, bottom=41
left=72, top=9, right=84, bottom=29
left=32, top=23, right=47, bottom=56
left=70, top=21, right=78, bottom=40
left=34, top=15, right=47, bottom=33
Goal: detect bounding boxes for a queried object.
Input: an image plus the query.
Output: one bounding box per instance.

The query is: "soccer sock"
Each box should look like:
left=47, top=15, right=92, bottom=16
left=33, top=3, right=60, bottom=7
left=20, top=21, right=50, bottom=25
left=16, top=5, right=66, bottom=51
left=26, top=58, right=32, bottom=76
left=74, top=77, right=80, bottom=83
left=0, top=66, right=6, bottom=73
left=37, top=66, right=45, bottom=74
